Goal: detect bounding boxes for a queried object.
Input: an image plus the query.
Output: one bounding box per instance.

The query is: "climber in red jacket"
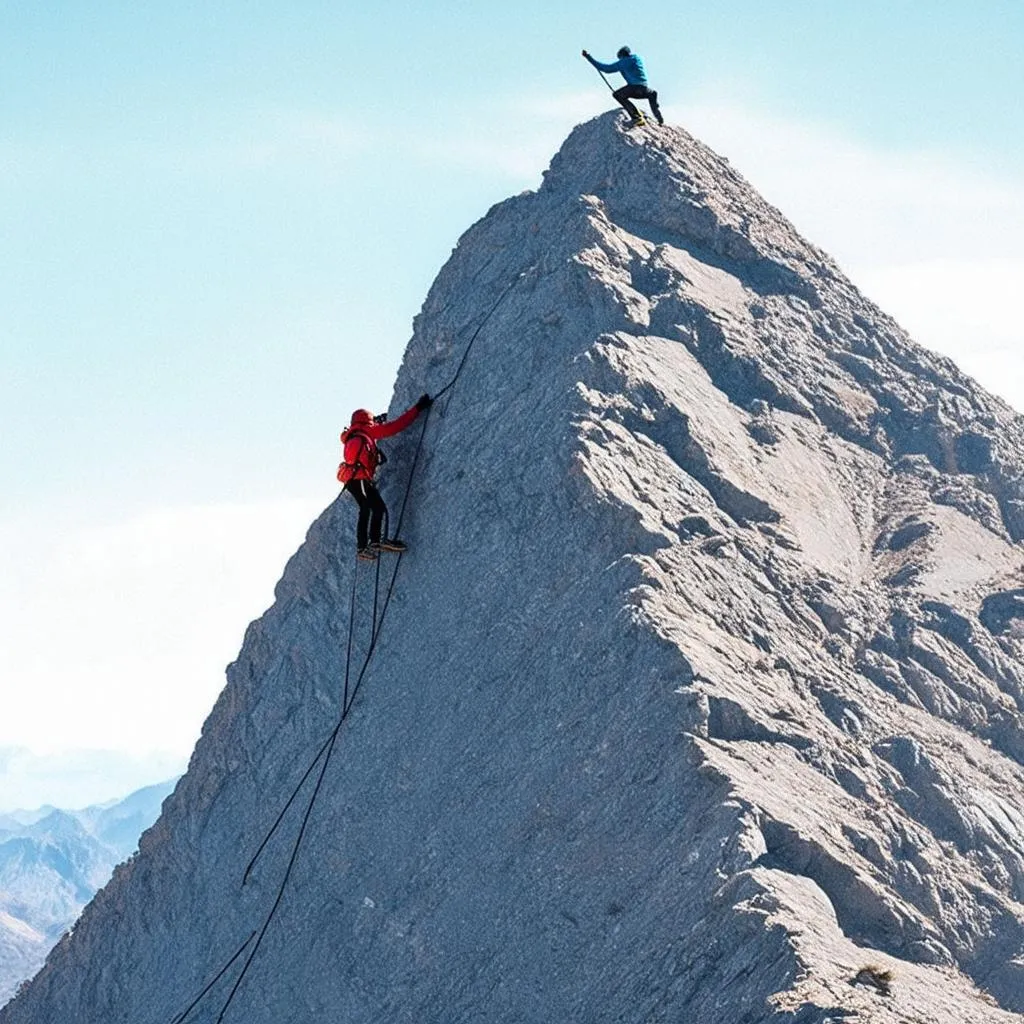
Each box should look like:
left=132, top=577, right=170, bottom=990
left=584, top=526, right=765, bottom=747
left=337, top=393, right=432, bottom=560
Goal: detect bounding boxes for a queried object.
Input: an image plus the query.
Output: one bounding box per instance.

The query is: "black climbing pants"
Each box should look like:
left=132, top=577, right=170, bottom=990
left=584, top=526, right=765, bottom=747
left=613, top=83, right=663, bottom=123
left=344, top=479, right=388, bottom=550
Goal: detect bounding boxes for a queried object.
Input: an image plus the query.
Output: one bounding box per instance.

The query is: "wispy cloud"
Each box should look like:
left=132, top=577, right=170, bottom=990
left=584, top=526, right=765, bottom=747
left=0, top=107, right=371, bottom=184
left=162, top=108, right=371, bottom=177
left=0, top=498, right=326, bottom=761
left=678, top=95, right=1024, bottom=264
left=666, top=93, right=1024, bottom=412
left=0, top=746, right=184, bottom=813
left=855, top=258, right=1024, bottom=410
left=505, top=89, right=605, bottom=124
left=378, top=89, right=606, bottom=181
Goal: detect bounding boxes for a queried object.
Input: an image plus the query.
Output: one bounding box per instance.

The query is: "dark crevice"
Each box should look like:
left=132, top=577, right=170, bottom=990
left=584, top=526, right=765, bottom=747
left=887, top=520, right=932, bottom=552
left=980, top=590, right=1024, bottom=636
left=660, top=305, right=814, bottom=420
left=706, top=697, right=812, bottom=750
left=757, top=818, right=945, bottom=965
left=627, top=403, right=780, bottom=526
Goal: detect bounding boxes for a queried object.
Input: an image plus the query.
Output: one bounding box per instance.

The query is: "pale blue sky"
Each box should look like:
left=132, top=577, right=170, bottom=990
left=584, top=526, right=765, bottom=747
left=2, top=2, right=1022, bottom=809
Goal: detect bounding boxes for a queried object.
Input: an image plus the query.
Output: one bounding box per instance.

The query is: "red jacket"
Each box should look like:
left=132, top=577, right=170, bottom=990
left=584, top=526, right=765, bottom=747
left=337, top=402, right=421, bottom=483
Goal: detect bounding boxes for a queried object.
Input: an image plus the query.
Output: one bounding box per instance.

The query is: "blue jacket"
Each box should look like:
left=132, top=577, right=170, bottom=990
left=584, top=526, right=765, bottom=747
left=585, top=52, right=648, bottom=86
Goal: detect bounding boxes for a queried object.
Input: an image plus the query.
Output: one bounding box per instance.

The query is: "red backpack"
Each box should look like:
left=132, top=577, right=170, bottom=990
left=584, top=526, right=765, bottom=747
left=336, top=428, right=380, bottom=483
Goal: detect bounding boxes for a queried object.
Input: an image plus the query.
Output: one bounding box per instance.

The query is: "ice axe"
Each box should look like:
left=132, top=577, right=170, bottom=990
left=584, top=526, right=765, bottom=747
left=582, top=49, right=615, bottom=94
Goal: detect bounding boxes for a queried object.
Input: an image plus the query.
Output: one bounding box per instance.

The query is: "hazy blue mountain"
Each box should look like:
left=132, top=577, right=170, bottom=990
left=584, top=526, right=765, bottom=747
left=76, top=781, right=180, bottom=854
left=0, top=779, right=176, bottom=1004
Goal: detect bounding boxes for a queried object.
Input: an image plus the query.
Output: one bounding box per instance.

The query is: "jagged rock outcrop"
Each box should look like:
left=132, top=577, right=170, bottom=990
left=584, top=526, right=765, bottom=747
left=5, top=112, right=1024, bottom=1023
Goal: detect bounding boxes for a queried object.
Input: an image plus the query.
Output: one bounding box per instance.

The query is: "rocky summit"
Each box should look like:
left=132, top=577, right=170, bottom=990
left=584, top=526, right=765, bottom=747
left=5, top=111, right=1024, bottom=1024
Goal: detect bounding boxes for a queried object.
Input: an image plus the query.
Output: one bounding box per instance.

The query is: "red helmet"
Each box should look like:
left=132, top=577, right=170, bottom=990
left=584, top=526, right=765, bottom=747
left=350, top=408, right=372, bottom=426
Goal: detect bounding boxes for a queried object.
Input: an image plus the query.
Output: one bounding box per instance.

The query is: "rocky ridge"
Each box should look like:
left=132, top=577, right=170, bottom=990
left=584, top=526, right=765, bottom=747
left=3, top=111, right=1024, bottom=1023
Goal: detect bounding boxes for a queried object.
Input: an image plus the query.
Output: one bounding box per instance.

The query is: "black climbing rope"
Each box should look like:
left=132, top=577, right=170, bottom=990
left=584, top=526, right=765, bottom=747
left=210, top=406, right=434, bottom=1023
left=343, top=553, right=360, bottom=718
left=167, top=931, right=255, bottom=1024
left=167, top=262, right=531, bottom=1024
left=433, top=269, right=526, bottom=400
left=239, top=267, right=530, bottom=877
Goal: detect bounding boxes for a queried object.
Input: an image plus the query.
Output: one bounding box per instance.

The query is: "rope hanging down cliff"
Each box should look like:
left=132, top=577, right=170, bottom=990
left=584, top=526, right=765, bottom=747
left=166, top=263, right=533, bottom=1024
left=239, top=265, right=530, bottom=884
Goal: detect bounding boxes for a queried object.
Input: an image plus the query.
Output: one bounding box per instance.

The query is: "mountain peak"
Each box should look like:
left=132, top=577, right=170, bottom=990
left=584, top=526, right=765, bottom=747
left=5, top=116, right=1024, bottom=1024
left=545, top=111, right=830, bottom=275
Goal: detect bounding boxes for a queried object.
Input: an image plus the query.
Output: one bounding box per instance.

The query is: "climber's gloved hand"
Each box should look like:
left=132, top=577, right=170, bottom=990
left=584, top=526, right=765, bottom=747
left=581, top=49, right=589, bottom=58
left=416, top=393, right=433, bottom=411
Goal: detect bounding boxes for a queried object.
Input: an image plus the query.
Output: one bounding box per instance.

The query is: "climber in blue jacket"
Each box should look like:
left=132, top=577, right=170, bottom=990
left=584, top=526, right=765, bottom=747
left=582, top=46, right=664, bottom=127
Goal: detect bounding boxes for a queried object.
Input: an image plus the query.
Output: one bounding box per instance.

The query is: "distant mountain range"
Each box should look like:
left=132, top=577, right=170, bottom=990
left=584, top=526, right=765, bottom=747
left=0, top=779, right=176, bottom=1004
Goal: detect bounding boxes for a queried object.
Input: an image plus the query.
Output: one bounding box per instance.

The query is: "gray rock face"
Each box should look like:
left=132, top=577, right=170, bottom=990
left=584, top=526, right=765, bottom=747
left=4, top=112, right=1024, bottom=1023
